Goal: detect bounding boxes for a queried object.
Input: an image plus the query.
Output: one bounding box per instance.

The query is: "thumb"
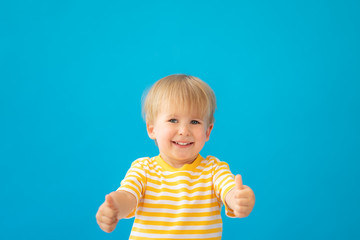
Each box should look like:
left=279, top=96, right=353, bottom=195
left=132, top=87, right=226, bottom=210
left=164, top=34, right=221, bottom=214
left=235, top=174, right=243, bottom=190
left=105, top=194, right=117, bottom=210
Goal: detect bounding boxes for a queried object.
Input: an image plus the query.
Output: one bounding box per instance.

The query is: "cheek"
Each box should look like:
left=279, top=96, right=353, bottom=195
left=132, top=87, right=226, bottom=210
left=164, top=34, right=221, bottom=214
left=156, top=127, right=173, bottom=140
left=195, top=128, right=208, bottom=141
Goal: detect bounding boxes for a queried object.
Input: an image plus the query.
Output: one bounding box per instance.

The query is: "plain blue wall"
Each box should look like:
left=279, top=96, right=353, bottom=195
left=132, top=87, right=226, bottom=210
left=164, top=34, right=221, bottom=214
left=1, top=0, right=359, bottom=239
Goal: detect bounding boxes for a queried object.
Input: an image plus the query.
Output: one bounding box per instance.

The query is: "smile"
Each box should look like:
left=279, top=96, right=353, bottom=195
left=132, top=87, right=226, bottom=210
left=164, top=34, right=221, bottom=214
left=173, top=141, right=193, bottom=146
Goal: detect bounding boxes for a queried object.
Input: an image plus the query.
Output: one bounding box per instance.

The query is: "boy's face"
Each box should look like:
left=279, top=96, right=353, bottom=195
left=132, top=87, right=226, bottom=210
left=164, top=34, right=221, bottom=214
left=146, top=107, right=213, bottom=168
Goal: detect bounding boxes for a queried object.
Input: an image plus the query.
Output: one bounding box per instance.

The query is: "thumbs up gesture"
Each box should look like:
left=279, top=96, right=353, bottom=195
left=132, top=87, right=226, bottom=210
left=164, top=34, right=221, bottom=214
left=227, top=174, right=255, bottom=218
left=96, top=193, right=120, bottom=233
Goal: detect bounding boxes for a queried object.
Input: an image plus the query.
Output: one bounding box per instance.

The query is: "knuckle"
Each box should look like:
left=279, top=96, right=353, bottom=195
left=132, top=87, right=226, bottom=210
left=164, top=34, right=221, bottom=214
left=103, top=225, right=112, bottom=232
left=103, top=217, right=110, bottom=224
left=106, top=217, right=115, bottom=224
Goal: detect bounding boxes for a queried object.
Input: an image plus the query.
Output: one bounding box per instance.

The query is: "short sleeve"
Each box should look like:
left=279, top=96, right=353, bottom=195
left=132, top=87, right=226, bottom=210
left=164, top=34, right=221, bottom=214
left=212, top=158, right=236, bottom=217
left=117, top=158, right=148, bottom=218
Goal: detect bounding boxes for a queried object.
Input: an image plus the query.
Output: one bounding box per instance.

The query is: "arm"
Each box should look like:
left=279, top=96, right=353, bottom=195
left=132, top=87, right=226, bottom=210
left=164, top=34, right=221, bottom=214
left=225, top=174, right=255, bottom=218
left=96, top=190, right=137, bottom=233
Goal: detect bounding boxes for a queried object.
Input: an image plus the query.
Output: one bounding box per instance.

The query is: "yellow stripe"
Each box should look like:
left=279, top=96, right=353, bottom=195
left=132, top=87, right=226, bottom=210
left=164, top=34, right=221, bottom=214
left=136, top=210, right=220, bottom=218
left=126, top=168, right=146, bottom=180
left=130, top=236, right=221, bottom=240
left=144, top=194, right=215, bottom=201
left=134, top=218, right=222, bottom=226
left=217, top=172, right=232, bottom=188
left=147, top=176, right=212, bottom=187
left=132, top=227, right=222, bottom=235
left=146, top=185, right=212, bottom=194
left=218, top=178, right=232, bottom=192
left=142, top=202, right=219, bottom=210
left=123, top=173, right=145, bottom=186
left=148, top=169, right=213, bottom=180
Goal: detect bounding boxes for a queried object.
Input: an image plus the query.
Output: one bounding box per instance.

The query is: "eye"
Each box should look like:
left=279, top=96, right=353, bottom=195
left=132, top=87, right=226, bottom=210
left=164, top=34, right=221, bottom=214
left=169, top=119, right=178, bottom=123
left=190, top=120, right=200, bottom=125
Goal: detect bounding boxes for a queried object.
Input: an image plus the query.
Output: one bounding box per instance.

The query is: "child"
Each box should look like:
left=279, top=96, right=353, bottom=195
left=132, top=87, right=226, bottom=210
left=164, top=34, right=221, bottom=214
left=96, top=74, right=255, bottom=240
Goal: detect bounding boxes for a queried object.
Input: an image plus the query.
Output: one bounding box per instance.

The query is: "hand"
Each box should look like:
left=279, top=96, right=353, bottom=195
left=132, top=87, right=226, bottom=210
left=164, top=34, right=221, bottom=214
left=232, top=174, right=255, bottom=218
left=96, top=193, right=120, bottom=233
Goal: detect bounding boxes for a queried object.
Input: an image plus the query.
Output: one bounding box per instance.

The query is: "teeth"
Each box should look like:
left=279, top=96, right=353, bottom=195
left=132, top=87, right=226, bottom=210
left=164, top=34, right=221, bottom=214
left=176, top=142, right=191, bottom=145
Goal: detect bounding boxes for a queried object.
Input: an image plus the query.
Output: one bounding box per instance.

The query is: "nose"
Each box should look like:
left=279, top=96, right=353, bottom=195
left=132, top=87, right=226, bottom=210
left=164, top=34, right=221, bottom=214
left=178, top=123, right=190, bottom=136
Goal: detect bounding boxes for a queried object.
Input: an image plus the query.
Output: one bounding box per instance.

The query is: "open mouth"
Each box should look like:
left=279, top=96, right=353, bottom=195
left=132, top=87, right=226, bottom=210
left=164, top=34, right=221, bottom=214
left=172, top=141, right=193, bottom=146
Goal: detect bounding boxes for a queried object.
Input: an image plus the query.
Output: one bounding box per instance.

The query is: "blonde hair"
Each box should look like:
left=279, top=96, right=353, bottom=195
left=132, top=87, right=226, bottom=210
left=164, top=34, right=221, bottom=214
left=142, top=74, right=216, bottom=124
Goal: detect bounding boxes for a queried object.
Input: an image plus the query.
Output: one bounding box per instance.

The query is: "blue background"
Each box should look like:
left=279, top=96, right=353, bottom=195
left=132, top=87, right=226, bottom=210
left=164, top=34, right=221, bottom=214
left=1, top=0, right=359, bottom=239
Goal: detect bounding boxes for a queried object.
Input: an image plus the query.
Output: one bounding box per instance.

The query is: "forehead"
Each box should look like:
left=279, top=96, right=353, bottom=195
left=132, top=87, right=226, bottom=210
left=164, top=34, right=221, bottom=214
left=157, top=102, right=206, bottom=119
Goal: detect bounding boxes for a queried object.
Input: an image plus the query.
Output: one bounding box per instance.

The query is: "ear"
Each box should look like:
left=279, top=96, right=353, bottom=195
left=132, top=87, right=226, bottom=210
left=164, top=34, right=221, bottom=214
left=205, top=123, right=214, bottom=141
left=146, top=122, right=156, bottom=140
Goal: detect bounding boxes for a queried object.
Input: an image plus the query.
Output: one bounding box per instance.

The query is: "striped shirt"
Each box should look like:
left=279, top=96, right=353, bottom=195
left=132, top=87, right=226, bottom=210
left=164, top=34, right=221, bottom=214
left=118, top=155, right=236, bottom=240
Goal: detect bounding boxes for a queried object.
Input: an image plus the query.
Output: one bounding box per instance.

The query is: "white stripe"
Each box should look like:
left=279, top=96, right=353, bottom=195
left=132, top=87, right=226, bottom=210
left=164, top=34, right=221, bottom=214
left=124, top=181, right=142, bottom=193
left=195, top=165, right=205, bottom=171
left=122, top=177, right=142, bottom=193
left=196, top=163, right=213, bottom=172
left=133, top=223, right=222, bottom=230
left=134, top=215, right=222, bottom=222
left=152, top=166, right=214, bottom=177
left=214, top=169, right=232, bottom=183
left=131, top=231, right=222, bottom=239
left=137, top=206, right=220, bottom=214
left=146, top=181, right=212, bottom=190
left=147, top=163, right=162, bottom=170
left=221, top=181, right=234, bottom=191
left=147, top=173, right=213, bottom=183
left=142, top=198, right=219, bottom=205
left=124, top=172, right=144, bottom=183
left=147, top=174, right=212, bottom=181
left=145, top=190, right=212, bottom=198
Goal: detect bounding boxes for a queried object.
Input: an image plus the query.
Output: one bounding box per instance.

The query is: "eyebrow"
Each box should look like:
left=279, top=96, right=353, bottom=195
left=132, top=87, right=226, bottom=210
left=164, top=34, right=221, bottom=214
left=165, top=114, right=204, bottom=120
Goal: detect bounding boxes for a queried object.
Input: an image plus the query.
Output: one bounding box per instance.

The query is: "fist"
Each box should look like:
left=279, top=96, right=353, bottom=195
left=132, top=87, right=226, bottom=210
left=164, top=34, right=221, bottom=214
left=96, top=193, right=120, bottom=233
left=232, top=174, right=255, bottom=218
